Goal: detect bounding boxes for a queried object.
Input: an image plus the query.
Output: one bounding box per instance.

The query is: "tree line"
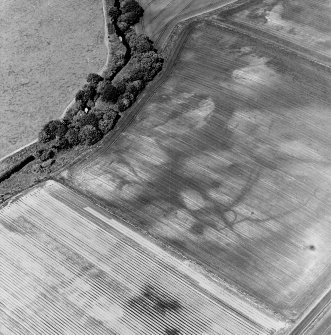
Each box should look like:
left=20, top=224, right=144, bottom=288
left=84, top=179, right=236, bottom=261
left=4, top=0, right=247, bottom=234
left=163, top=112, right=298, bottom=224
left=37, top=0, right=163, bottom=162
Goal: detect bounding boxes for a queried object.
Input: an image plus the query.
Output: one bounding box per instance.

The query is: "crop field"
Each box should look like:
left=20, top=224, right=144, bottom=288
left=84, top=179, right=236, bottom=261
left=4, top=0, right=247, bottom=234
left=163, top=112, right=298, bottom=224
left=0, top=180, right=282, bottom=335
left=64, top=21, right=331, bottom=321
left=226, top=0, right=331, bottom=62
left=0, top=0, right=106, bottom=159
left=135, top=0, right=237, bottom=47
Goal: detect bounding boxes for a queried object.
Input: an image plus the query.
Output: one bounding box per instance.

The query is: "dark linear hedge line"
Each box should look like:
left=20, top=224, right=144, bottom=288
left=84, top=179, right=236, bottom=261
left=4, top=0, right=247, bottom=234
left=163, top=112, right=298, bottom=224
left=36, top=0, right=163, bottom=162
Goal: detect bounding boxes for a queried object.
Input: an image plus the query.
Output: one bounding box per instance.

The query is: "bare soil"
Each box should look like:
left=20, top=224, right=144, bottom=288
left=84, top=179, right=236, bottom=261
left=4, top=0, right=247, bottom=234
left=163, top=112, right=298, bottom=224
left=0, top=0, right=106, bottom=158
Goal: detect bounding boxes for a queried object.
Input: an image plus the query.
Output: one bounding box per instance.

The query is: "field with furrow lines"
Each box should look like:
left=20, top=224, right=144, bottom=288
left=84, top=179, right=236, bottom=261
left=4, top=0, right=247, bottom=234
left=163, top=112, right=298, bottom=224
left=136, top=0, right=238, bottom=48
left=64, top=21, right=331, bottom=323
left=0, top=181, right=279, bottom=334
left=226, top=0, right=331, bottom=63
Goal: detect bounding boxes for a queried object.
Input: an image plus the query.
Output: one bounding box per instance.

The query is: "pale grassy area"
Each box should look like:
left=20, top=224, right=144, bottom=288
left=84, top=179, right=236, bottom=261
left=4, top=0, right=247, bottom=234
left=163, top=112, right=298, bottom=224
left=66, top=22, right=331, bottom=320
left=0, top=0, right=106, bottom=158
left=0, top=180, right=279, bottom=334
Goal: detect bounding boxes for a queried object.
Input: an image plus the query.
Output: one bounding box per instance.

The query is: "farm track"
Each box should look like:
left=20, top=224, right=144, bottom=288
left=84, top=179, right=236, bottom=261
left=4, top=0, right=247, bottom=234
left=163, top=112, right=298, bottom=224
left=0, top=180, right=283, bottom=334
left=289, top=289, right=331, bottom=335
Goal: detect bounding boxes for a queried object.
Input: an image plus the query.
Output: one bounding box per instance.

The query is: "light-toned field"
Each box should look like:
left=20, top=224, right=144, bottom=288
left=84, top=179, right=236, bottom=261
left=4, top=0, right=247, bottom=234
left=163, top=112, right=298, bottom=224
left=64, top=21, right=331, bottom=321
left=0, top=180, right=282, bottom=334
left=227, top=0, right=331, bottom=61
left=135, top=0, right=238, bottom=47
left=0, top=0, right=106, bottom=159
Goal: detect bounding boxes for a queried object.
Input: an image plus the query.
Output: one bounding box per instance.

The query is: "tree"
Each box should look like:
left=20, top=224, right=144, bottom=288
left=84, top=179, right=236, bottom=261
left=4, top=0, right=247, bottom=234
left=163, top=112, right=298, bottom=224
left=38, top=120, right=67, bottom=143
left=79, top=125, right=103, bottom=145
left=98, top=110, right=118, bottom=134
left=117, top=98, right=128, bottom=113
left=121, top=0, right=144, bottom=16
left=65, top=128, right=80, bottom=147
left=126, top=30, right=154, bottom=54
left=118, top=11, right=142, bottom=26
left=114, top=80, right=127, bottom=95
left=108, top=6, right=121, bottom=21
left=97, top=80, right=120, bottom=103
left=117, top=21, right=130, bottom=33
left=122, top=51, right=163, bottom=82
left=52, top=137, right=69, bottom=150
left=126, top=80, right=144, bottom=96
left=75, top=83, right=96, bottom=105
left=72, top=112, right=99, bottom=129
left=86, top=73, right=103, bottom=87
left=63, top=101, right=83, bottom=124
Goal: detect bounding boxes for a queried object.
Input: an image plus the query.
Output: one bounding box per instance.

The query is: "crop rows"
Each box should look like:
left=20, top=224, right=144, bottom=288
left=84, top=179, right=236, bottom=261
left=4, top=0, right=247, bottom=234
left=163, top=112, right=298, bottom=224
left=0, top=181, right=274, bottom=334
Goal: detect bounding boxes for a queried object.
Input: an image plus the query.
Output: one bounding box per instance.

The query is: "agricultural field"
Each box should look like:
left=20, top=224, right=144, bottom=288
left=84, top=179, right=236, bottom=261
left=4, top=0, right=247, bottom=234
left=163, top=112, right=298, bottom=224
left=0, top=0, right=106, bottom=159
left=226, top=0, right=331, bottom=62
left=64, top=21, right=331, bottom=322
left=0, top=180, right=282, bottom=335
left=135, top=0, right=238, bottom=47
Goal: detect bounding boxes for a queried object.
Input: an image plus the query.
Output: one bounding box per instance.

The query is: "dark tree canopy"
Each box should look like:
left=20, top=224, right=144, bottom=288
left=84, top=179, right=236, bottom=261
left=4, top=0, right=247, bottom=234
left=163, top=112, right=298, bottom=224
left=38, top=120, right=67, bottom=143
left=117, top=21, right=130, bottom=33
left=108, top=6, right=121, bottom=20
left=65, top=128, right=80, bottom=147
left=126, top=80, right=144, bottom=96
left=98, top=80, right=120, bottom=103
left=98, top=110, right=118, bottom=134
left=126, top=30, right=154, bottom=54
left=53, top=137, right=69, bottom=150
left=123, top=51, right=163, bottom=82
left=121, top=0, right=144, bottom=16
left=118, top=11, right=142, bottom=26
left=72, top=112, right=100, bottom=130
left=79, top=125, right=103, bottom=146
left=75, top=84, right=96, bottom=105
left=86, top=73, right=104, bottom=86
left=114, top=80, right=127, bottom=95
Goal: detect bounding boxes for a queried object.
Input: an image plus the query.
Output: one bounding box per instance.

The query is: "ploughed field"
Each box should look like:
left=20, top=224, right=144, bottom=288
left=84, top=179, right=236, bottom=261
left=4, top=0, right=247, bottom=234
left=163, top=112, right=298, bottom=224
left=65, top=21, right=331, bottom=321
left=0, top=0, right=105, bottom=158
left=136, top=0, right=235, bottom=47
left=226, top=0, right=331, bottom=62
left=0, top=180, right=281, bottom=335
